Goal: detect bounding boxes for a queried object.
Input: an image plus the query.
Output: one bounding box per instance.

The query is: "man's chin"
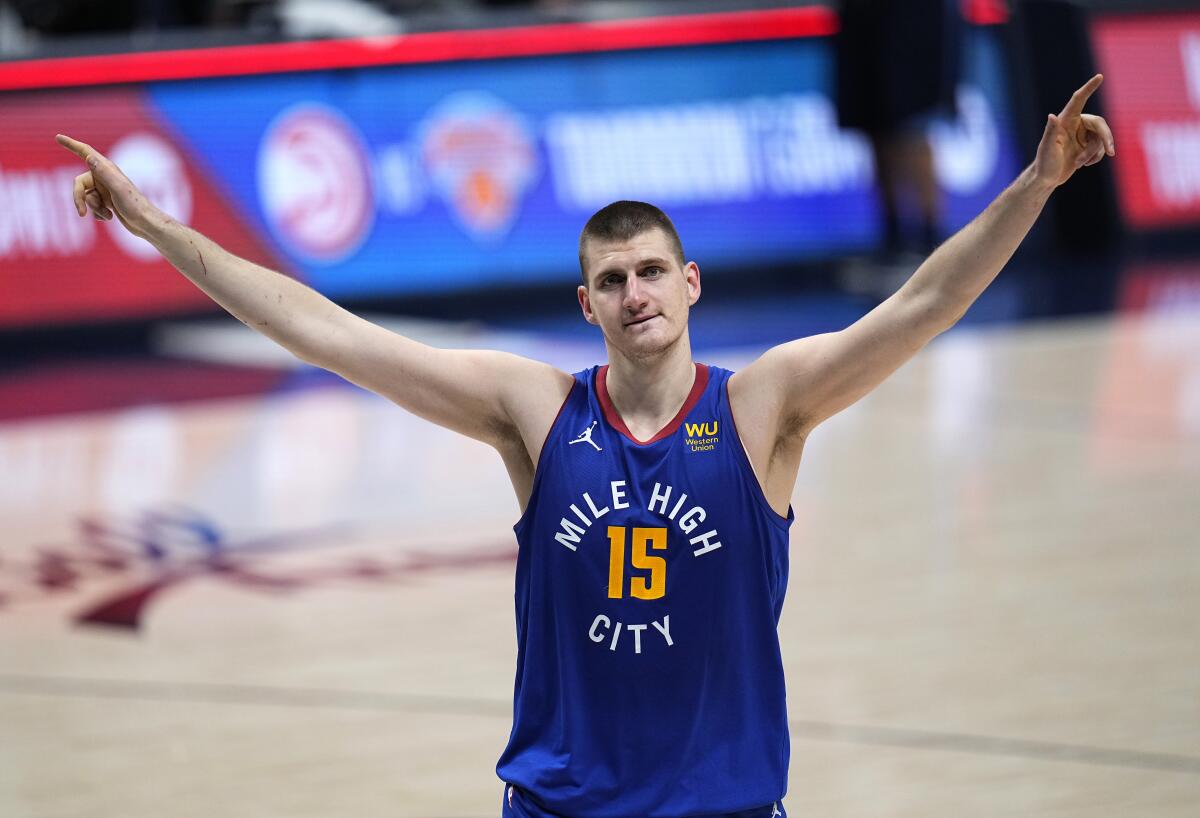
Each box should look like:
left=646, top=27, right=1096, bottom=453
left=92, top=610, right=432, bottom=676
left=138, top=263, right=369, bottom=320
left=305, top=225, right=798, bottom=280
left=615, top=329, right=680, bottom=361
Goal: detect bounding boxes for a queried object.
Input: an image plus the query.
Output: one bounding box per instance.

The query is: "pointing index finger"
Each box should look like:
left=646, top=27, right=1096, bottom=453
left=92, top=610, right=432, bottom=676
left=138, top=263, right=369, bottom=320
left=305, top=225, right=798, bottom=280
left=1059, top=74, right=1103, bottom=119
left=55, top=133, right=100, bottom=164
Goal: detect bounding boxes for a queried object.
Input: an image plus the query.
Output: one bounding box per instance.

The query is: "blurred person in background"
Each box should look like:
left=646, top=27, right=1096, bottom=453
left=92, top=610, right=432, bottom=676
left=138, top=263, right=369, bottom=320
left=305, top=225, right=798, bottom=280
left=835, top=0, right=964, bottom=270
left=53, top=72, right=1113, bottom=818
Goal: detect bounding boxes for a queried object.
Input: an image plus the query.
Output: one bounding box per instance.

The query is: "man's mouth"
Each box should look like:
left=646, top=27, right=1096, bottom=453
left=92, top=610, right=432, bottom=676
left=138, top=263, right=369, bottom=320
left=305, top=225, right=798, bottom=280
left=624, top=314, right=658, bottom=327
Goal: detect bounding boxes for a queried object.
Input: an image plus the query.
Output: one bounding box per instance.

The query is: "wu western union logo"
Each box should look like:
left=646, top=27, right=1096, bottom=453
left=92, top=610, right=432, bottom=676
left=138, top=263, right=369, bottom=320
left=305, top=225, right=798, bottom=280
left=684, top=421, right=718, bottom=452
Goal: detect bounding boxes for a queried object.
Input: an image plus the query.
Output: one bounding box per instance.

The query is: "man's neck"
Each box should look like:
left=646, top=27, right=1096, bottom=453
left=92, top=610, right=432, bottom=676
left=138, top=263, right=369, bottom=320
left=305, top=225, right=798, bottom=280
left=603, top=335, right=696, bottom=428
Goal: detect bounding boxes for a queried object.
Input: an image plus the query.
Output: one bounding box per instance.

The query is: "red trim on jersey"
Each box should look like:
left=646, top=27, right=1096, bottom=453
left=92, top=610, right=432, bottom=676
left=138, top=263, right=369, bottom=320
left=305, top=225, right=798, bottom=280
left=0, top=7, right=838, bottom=91
left=722, top=377, right=793, bottom=527
left=536, top=377, right=578, bottom=470
left=596, top=362, right=709, bottom=445
left=512, top=376, right=580, bottom=535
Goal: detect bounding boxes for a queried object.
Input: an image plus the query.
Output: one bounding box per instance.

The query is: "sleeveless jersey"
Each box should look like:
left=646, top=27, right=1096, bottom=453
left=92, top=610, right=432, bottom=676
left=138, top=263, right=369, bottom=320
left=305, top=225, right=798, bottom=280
left=496, top=363, right=794, bottom=818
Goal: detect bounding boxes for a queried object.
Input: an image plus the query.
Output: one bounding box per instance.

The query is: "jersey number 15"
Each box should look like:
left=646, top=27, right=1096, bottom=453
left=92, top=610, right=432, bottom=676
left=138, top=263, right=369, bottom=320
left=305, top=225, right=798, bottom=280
left=607, top=526, right=667, bottom=600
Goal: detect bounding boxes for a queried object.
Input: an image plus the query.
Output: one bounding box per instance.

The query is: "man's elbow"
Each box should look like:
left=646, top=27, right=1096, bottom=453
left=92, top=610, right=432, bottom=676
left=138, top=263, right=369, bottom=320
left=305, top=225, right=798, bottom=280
left=897, top=284, right=964, bottom=338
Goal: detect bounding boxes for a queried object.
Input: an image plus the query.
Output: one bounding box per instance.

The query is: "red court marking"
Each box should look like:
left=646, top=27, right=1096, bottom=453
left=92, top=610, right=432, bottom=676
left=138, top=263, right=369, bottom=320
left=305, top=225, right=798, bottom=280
left=0, top=359, right=291, bottom=421
left=0, top=7, right=838, bottom=92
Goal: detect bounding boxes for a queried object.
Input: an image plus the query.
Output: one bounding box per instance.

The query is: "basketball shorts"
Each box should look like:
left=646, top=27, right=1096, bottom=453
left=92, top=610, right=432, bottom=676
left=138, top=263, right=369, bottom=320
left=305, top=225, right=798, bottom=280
left=501, top=784, right=788, bottom=818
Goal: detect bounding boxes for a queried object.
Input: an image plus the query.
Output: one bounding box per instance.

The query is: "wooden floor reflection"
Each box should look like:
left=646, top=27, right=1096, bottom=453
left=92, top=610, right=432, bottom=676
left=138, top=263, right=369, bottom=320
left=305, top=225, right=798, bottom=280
left=1, top=310, right=1197, bottom=817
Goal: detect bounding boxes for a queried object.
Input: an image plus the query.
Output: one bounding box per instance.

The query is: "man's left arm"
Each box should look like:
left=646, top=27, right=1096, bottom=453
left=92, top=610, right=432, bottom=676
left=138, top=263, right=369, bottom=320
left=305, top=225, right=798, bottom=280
left=737, top=74, right=1116, bottom=436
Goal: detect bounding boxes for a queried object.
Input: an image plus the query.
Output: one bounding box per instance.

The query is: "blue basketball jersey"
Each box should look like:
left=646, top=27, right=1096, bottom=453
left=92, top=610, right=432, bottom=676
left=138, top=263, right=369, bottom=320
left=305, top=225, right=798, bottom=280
left=496, top=362, right=794, bottom=818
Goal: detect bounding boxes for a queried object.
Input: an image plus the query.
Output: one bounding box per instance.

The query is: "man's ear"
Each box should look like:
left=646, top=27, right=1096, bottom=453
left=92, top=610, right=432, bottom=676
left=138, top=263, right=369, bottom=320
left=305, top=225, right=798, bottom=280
left=578, top=284, right=599, bottom=325
left=684, top=261, right=701, bottom=306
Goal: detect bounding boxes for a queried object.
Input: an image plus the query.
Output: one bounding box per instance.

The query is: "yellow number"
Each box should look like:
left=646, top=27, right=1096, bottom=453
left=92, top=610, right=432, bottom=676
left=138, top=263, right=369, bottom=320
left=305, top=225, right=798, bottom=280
left=606, top=526, right=667, bottom=599
left=630, top=527, right=667, bottom=599
left=607, top=526, right=625, bottom=599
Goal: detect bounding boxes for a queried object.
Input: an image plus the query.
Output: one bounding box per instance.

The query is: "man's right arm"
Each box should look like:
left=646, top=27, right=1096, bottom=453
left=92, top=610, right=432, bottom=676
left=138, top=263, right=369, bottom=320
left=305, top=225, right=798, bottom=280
left=57, top=134, right=572, bottom=450
left=155, top=220, right=569, bottom=446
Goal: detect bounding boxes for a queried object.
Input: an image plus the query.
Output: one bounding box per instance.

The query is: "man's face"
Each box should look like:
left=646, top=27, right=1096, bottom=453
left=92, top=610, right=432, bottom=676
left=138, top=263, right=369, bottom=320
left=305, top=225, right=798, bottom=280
left=577, top=228, right=700, bottom=361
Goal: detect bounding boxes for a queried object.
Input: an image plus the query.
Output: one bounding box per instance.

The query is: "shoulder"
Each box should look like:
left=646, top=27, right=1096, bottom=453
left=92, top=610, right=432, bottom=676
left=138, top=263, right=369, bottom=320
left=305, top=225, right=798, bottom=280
left=500, top=358, right=589, bottom=447
left=722, top=357, right=806, bottom=518
left=497, top=356, right=578, bottom=417
left=725, top=349, right=807, bottom=455
left=726, top=353, right=789, bottom=423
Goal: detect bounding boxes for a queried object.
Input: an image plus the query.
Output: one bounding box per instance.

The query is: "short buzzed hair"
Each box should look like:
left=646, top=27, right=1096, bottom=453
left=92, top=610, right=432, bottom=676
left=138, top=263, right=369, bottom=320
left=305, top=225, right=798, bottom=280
left=578, top=201, right=685, bottom=285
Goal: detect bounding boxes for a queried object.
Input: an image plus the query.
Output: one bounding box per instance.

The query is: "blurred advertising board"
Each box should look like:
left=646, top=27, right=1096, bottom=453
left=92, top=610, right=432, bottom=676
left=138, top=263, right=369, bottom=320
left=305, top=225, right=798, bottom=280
left=0, top=8, right=1018, bottom=328
left=1092, top=12, right=1200, bottom=231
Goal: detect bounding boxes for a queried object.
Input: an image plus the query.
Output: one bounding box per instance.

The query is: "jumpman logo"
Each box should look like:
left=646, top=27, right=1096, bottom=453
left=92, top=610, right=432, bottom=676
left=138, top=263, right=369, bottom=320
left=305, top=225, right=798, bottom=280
left=770, top=803, right=782, bottom=818
left=569, top=420, right=602, bottom=451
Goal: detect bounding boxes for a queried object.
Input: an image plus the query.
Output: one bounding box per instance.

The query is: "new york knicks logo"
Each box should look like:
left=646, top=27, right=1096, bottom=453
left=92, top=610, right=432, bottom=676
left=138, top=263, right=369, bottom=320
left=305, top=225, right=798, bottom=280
left=417, top=91, right=538, bottom=241
left=684, top=420, right=718, bottom=452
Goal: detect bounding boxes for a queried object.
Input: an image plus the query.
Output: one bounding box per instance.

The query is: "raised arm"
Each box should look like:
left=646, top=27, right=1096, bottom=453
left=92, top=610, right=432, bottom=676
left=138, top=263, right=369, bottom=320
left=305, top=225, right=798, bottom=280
left=56, top=134, right=572, bottom=453
left=733, top=74, right=1116, bottom=438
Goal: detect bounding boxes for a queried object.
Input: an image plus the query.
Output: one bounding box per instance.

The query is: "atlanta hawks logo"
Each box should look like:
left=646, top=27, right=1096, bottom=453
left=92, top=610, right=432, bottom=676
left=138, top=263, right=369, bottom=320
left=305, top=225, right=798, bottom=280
left=569, top=421, right=602, bottom=452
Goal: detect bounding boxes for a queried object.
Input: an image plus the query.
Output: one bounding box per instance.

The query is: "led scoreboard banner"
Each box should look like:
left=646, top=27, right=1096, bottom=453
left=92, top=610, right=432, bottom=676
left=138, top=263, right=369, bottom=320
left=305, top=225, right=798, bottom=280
left=1091, top=11, right=1200, bottom=232
left=0, top=5, right=1017, bottom=328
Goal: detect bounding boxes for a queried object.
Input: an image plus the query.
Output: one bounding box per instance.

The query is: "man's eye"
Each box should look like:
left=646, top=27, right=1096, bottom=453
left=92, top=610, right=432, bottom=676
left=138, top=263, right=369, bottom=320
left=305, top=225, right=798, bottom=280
left=644, top=267, right=662, bottom=276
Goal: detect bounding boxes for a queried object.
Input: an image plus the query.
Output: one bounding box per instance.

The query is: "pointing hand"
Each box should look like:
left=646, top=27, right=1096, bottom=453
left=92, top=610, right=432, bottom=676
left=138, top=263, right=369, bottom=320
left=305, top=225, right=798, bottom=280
left=1032, top=74, right=1116, bottom=190
left=55, top=134, right=161, bottom=239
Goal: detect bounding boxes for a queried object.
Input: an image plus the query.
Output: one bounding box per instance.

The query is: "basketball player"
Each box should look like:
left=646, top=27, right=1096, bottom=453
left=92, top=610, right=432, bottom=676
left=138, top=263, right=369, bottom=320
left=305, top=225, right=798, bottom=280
left=57, top=74, right=1114, bottom=818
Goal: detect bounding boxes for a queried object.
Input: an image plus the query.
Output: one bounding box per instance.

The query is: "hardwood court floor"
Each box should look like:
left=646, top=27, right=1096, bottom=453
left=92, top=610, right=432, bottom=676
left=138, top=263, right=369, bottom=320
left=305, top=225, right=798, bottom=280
left=1, top=309, right=1197, bottom=817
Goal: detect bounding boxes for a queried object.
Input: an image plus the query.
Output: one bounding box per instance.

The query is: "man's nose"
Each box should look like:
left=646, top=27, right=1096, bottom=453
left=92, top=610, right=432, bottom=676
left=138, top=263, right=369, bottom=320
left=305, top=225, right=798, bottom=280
left=623, top=276, right=647, bottom=308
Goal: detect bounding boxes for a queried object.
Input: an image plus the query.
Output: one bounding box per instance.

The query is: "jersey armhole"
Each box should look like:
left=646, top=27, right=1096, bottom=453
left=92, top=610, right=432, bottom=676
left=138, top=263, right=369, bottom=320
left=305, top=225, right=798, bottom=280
left=723, top=378, right=794, bottom=530
left=513, top=377, right=579, bottom=535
